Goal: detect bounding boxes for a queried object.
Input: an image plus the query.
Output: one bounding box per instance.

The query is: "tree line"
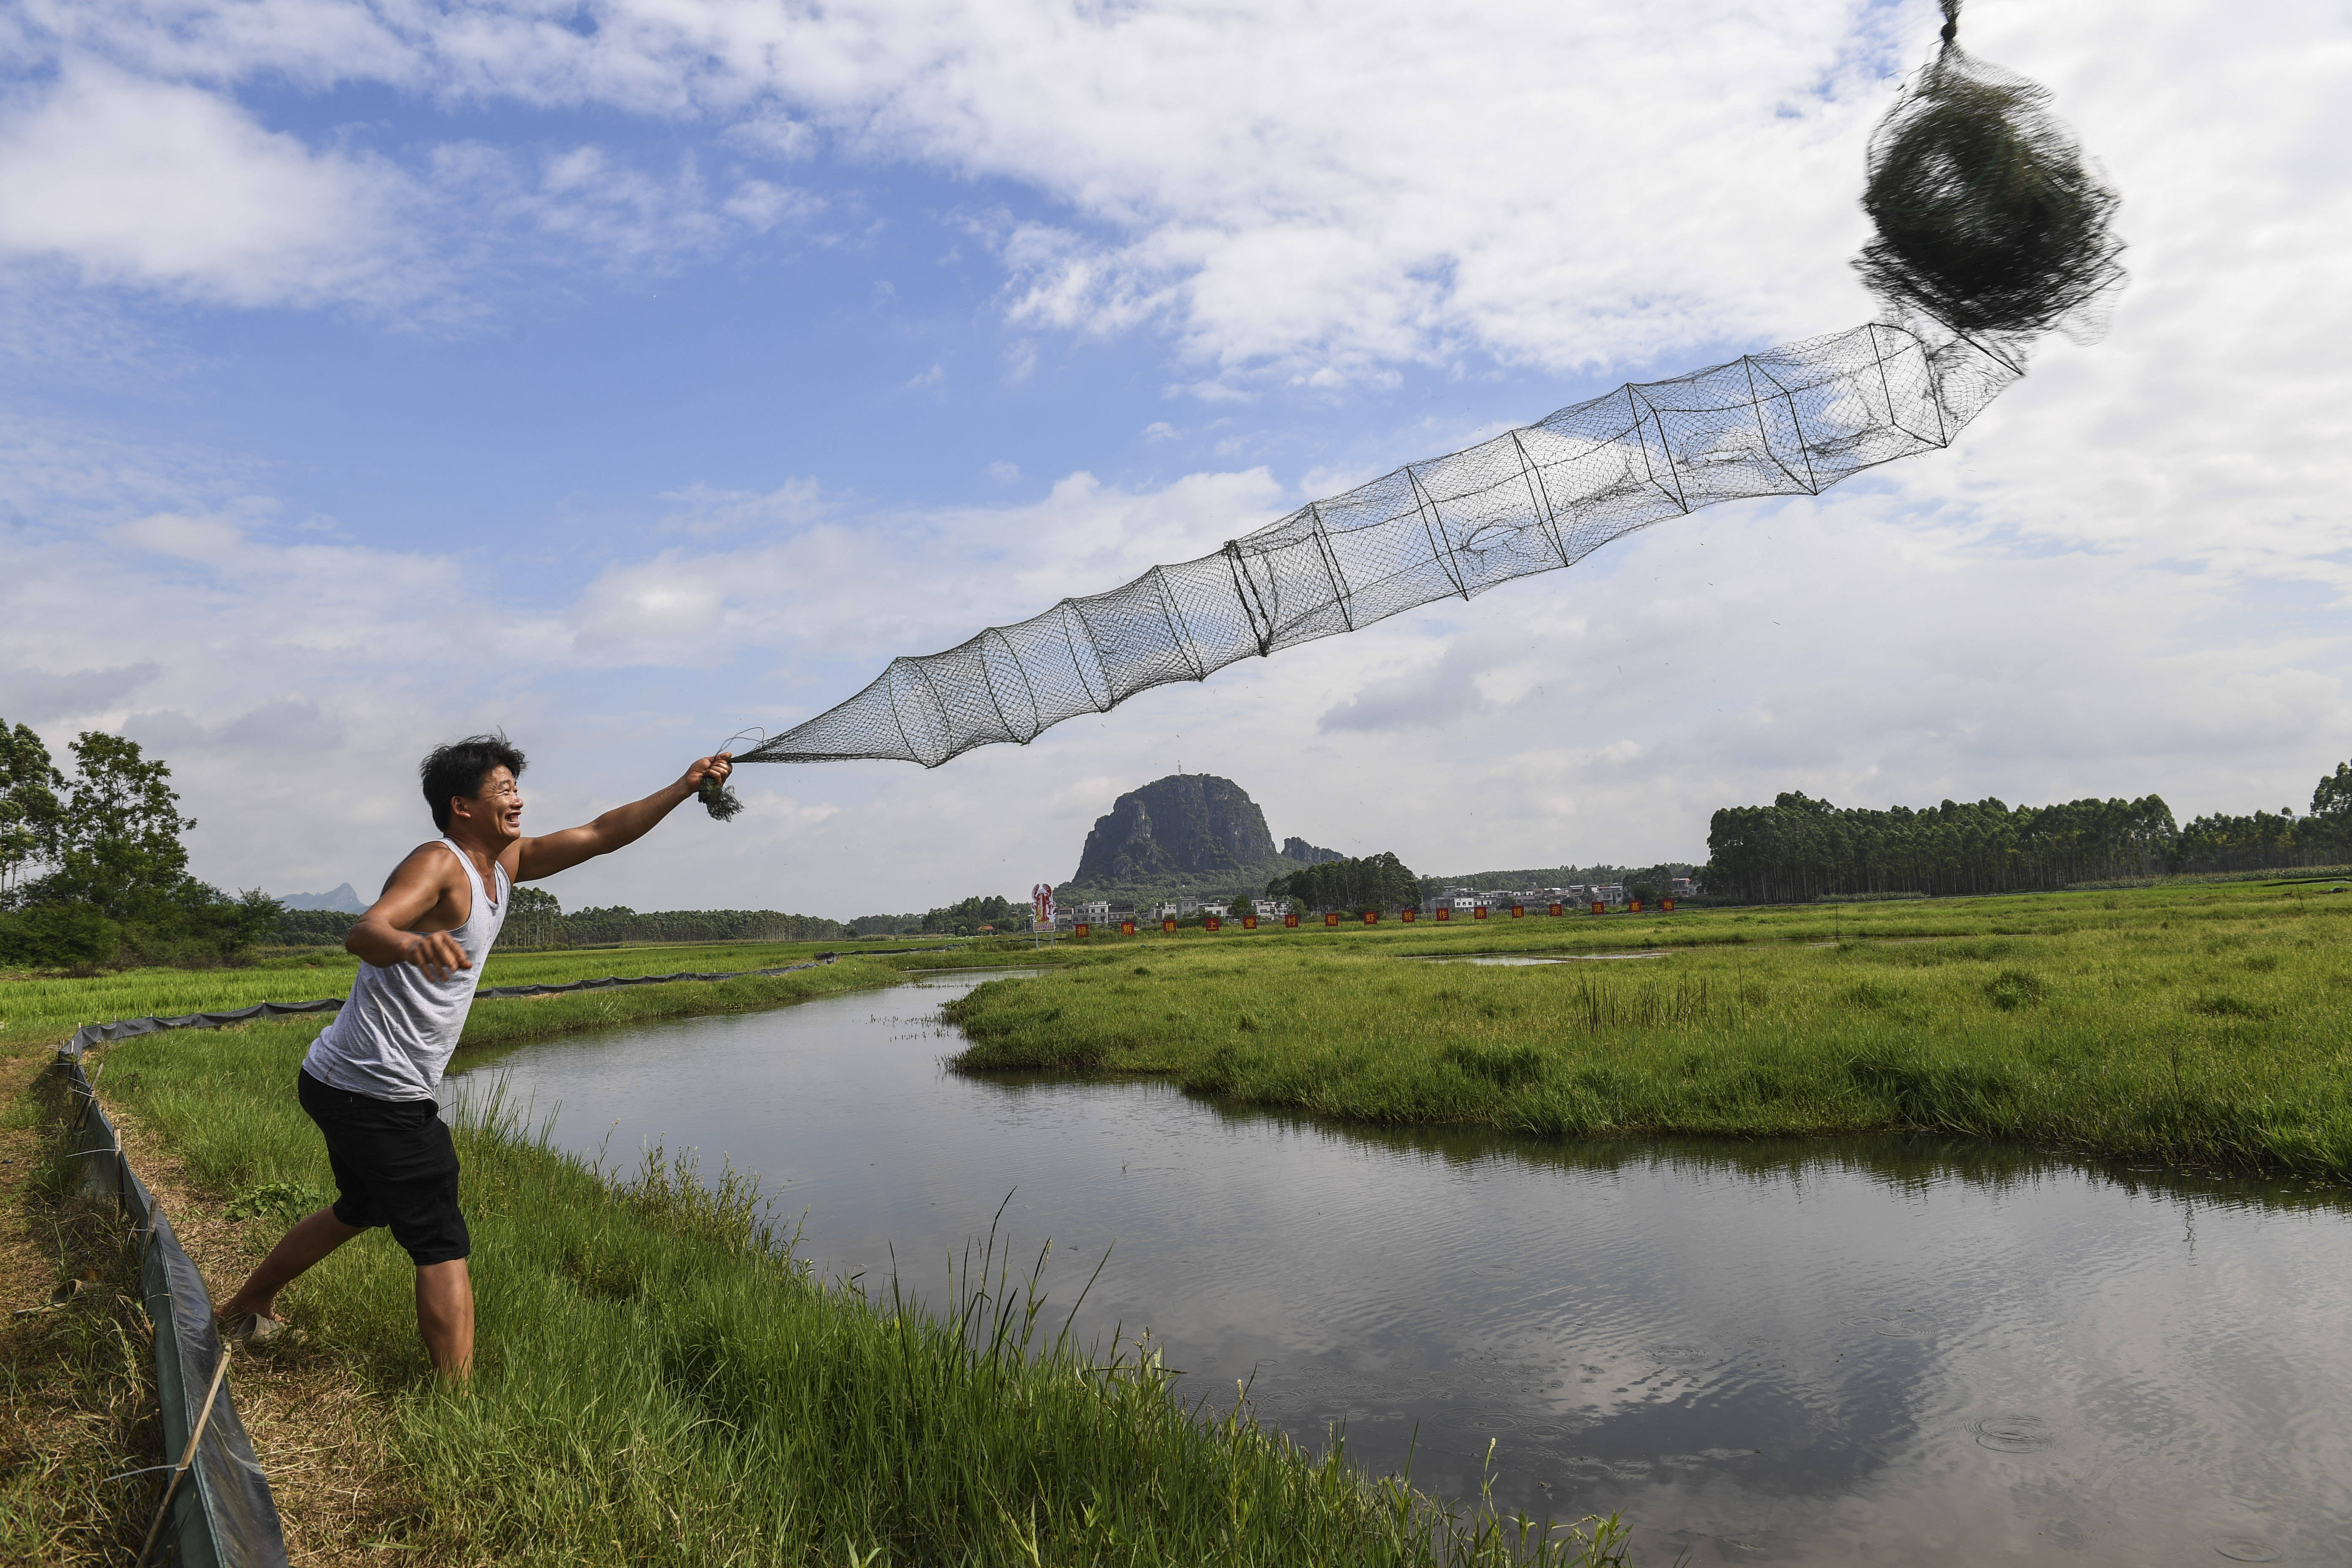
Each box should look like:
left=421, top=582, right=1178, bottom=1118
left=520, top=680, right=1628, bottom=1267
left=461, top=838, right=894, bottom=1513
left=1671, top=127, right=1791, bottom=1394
left=1704, top=763, right=2352, bottom=903
left=849, top=895, right=1026, bottom=939
left=1264, top=851, right=1420, bottom=913
left=1414, top=863, right=1699, bottom=902
left=278, top=889, right=849, bottom=950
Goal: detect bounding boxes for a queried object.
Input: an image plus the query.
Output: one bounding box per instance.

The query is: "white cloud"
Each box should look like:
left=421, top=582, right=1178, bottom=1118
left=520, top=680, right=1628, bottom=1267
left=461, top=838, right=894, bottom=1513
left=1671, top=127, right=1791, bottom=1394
left=562, top=466, right=1290, bottom=670
left=722, top=177, right=819, bottom=232
left=6, top=0, right=2341, bottom=396
left=0, top=0, right=2344, bottom=914
left=0, top=64, right=425, bottom=307
left=656, top=478, right=829, bottom=537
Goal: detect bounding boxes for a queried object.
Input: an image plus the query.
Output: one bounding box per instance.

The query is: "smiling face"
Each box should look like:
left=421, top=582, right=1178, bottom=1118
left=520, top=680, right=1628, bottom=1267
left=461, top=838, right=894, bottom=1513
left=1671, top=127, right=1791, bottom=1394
left=449, top=764, right=525, bottom=848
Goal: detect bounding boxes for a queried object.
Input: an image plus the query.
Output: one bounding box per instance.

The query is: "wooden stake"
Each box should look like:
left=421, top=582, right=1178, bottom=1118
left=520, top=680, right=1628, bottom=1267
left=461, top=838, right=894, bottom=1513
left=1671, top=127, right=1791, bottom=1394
left=136, top=1339, right=232, bottom=1568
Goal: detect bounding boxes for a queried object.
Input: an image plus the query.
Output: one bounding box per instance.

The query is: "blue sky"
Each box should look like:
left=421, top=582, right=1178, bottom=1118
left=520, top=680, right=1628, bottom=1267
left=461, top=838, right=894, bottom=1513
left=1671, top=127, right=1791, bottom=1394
left=2, top=0, right=2344, bottom=917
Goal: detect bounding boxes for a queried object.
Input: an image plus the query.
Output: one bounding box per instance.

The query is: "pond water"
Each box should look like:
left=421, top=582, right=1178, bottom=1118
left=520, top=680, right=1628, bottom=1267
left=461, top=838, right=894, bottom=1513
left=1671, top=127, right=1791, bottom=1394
left=445, top=971, right=2352, bottom=1565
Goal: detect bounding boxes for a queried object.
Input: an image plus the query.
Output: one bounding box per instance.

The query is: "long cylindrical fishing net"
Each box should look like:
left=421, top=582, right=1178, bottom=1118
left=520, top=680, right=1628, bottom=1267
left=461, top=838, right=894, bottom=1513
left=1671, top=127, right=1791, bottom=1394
left=722, top=0, right=2122, bottom=785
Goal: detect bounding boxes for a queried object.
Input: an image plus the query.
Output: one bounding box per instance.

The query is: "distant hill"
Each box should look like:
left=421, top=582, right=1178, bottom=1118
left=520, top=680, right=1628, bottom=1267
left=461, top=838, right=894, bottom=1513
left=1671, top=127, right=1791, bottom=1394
left=278, top=882, right=365, bottom=912
left=1060, top=774, right=1337, bottom=904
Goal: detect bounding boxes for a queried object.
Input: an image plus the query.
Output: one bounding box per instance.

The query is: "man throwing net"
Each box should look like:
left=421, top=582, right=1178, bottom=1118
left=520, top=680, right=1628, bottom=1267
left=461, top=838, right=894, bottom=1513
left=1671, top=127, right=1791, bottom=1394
left=214, top=735, right=734, bottom=1378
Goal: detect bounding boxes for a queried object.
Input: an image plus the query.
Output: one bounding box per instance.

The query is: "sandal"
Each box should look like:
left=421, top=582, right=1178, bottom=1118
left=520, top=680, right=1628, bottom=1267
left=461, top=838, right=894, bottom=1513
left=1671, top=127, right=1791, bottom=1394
left=218, top=1312, right=285, bottom=1343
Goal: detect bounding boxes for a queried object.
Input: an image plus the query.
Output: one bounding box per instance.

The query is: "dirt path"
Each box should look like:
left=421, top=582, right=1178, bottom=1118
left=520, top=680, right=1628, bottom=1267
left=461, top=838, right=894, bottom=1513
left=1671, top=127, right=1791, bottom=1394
left=0, top=1028, right=445, bottom=1565
left=0, top=1035, right=161, bottom=1565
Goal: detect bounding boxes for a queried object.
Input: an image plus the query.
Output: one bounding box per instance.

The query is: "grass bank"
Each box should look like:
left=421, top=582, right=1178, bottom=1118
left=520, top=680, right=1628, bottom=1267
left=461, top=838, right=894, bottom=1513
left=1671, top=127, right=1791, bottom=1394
left=4, top=939, right=1618, bottom=1565
left=946, top=882, right=2352, bottom=1178
left=77, top=1013, right=1619, bottom=1566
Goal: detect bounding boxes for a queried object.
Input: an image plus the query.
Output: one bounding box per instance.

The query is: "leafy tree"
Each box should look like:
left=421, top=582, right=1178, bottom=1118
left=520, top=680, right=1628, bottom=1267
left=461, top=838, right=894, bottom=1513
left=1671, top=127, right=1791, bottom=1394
left=919, top=895, right=1021, bottom=937
left=501, top=885, right=568, bottom=950
left=276, top=909, right=358, bottom=946
left=2310, top=761, right=2352, bottom=857
left=0, top=719, right=64, bottom=901
left=2, top=729, right=280, bottom=968
left=36, top=732, right=197, bottom=921
left=0, top=904, right=121, bottom=969
left=2315, top=762, right=2352, bottom=819
left=1264, top=851, right=1419, bottom=912
left=1227, top=896, right=1254, bottom=919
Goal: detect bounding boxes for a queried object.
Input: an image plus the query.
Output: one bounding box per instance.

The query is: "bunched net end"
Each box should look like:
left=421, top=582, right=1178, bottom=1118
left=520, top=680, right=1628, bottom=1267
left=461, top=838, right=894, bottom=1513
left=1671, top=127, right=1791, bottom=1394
left=1856, top=0, right=2126, bottom=350
left=699, top=776, right=744, bottom=821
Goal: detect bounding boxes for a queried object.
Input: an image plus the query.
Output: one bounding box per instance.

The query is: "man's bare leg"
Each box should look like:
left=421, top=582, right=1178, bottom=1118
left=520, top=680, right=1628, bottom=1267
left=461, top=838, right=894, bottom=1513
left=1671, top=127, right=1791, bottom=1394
left=416, top=1259, right=474, bottom=1380
left=217, top=1206, right=365, bottom=1324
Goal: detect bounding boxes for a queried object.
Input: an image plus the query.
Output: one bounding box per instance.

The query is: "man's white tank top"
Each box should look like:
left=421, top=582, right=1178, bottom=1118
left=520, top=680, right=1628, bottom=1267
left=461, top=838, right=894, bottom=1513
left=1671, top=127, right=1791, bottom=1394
left=303, top=839, right=509, bottom=1101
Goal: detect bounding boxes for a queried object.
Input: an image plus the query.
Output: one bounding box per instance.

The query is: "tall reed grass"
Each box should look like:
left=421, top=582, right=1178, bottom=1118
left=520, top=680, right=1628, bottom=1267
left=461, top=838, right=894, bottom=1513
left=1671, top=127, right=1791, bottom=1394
left=90, top=1018, right=1626, bottom=1566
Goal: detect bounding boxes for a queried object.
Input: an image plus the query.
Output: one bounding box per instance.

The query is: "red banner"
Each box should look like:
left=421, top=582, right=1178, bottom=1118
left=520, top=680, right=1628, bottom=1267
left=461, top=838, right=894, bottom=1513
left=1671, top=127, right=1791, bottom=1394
left=1629, top=898, right=1643, bottom=913
left=1074, top=922, right=1091, bottom=938
left=1662, top=898, right=1676, bottom=912
left=1474, top=906, right=1488, bottom=921
left=1590, top=901, right=1605, bottom=915
left=1324, top=912, right=1339, bottom=927
left=1285, top=912, right=1300, bottom=928
left=1548, top=903, right=1563, bottom=917
left=1401, top=907, right=1416, bottom=923
left=1122, top=919, right=1137, bottom=935
left=1437, top=906, right=1451, bottom=922
left=1363, top=909, right=1378, bottom=924
left=1205, top=915, right=1221, bottom=932
left=1243, top=914, right=1258, bottom=930
left=1511, top=904, right=1524, bottom=918
left=1163, top=918, right=1178, bottom=933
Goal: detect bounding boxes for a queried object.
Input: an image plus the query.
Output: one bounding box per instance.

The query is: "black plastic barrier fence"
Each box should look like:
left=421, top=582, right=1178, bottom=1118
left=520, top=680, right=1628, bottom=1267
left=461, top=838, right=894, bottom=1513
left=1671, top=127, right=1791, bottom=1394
left=58, top=1041, right=286, bottom=1568
left=48, top=950, right=890, bottom=1568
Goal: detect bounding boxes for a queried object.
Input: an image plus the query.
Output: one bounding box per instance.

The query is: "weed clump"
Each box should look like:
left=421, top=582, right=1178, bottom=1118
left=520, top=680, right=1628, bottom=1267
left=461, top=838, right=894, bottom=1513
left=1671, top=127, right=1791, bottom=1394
left=1442, top=1042, right=1548, bottom=1089
left=1983, top=969, right=2049, bottom=1010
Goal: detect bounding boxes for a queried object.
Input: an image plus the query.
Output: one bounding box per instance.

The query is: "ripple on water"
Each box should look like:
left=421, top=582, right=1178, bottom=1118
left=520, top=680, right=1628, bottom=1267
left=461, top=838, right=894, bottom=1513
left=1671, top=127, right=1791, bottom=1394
left=2213, top=1538, right=2285, bottom=1563
left=1971, top=1415, right=2054, bottom=1453
left=1642, top=1344, right=1712, bottom=1365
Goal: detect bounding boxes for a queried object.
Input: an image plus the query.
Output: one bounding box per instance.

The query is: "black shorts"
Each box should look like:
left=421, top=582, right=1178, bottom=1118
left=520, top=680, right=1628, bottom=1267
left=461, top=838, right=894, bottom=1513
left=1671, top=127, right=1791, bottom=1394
left=297, top=1070, right=471, bottom=1266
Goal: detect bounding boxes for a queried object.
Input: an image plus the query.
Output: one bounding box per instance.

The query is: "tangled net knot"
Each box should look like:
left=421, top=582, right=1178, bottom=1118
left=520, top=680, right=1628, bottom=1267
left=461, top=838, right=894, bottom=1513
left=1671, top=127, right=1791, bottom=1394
left=1856, top=0, right=2125, bottom=353
left=712, top=0, right=2123, bottom=795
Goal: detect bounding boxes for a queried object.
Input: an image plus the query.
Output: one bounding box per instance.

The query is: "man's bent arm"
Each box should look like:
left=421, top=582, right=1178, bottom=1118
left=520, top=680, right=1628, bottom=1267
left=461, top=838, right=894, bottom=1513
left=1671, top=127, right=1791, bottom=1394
left=347, top=847, right=469, bottom=979
left=515, top=754, right=731, bottom=882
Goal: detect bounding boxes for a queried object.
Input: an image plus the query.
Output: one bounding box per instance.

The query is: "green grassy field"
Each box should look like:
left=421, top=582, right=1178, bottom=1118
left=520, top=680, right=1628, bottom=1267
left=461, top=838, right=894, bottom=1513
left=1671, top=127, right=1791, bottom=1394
left=947, top=881, right=2352, bottom=1177
left=0, top=934, right=1070, bottom=1068
left=75, top=1013, right=1618, bottom=1567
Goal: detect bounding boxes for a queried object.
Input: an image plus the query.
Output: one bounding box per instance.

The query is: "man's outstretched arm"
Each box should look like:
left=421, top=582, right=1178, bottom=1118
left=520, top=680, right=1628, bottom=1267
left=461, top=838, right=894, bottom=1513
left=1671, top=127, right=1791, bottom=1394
left=515, top=754, right=732, bottom=882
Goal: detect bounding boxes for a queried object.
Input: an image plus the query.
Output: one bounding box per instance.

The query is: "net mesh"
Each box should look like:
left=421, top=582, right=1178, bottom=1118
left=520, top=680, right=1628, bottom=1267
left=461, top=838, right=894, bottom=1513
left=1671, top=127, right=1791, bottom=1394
left=727, top=0, right=2121, bottom=781
left=1857, top=0, right=2124, bottom=353
left=739, top=324, right=2017, bottom=769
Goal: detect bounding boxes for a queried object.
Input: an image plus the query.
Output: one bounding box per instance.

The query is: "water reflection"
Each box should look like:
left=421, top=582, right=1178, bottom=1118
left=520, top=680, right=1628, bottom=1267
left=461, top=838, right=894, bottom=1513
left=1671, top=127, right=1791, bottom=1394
left=447, top=973, right=2352, bottom=1565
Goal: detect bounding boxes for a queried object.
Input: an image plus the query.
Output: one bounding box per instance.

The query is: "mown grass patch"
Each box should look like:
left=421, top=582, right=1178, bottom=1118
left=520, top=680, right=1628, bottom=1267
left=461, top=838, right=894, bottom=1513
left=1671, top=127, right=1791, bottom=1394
left=948, top=885, right=2352, bottom=1177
